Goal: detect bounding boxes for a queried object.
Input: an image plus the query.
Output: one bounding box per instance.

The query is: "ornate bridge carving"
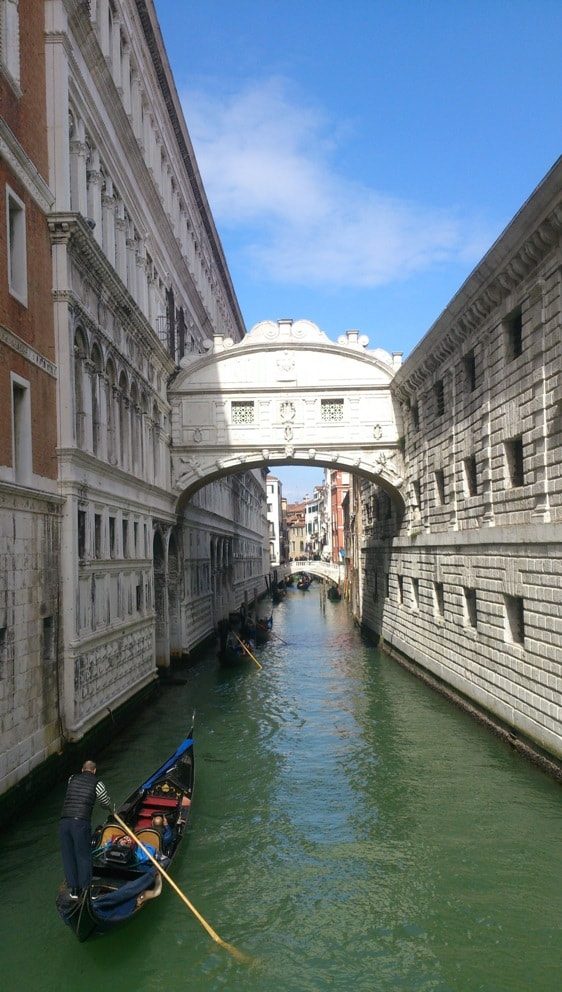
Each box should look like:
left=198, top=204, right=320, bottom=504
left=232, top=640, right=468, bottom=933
left=169, top=319, right=405, bottom=508
left=278, top=560, right=345, bottom=584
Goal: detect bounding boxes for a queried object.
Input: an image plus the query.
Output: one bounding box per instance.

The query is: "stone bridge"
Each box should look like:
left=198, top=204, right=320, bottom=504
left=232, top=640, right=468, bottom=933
left=279, top=560, right=345, bottom=584
left=169, top=319, right=405, bottom=510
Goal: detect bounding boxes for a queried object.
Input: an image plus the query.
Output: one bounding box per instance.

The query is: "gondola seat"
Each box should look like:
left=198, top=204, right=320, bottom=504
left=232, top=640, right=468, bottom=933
left=100, top=824, right=126, bottom=846
left=134, top=828, right=161, bottom=851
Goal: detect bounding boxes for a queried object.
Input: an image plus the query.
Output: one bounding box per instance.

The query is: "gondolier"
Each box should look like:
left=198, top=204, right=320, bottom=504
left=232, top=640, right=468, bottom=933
left=59, top=760, right=112, bottom=899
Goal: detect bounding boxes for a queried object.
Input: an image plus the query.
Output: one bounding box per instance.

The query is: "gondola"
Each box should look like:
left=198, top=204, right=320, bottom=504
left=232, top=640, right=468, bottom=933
left=219, top=630, right=255, bottom=666
left=56, top=727, right=195, bottom=941
left=297, top=573, right=312, bottom=590
left=327, top=585, right=342, bottom=601
left=254, top=615, right=273, bottom=645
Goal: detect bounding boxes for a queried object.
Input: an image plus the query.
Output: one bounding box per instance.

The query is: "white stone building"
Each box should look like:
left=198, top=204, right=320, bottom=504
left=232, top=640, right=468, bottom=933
left=354, top=158, right=562, bottom=766
left=39, top=0, right=267, bottom=749
left=266, top=474, right=283, bottom=566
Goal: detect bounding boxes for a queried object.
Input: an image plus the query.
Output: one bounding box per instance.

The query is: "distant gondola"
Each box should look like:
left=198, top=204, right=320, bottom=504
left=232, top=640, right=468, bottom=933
left=254, top=615, right=273, bottom=644
left=56, top=727, right=195, bottom=942
left=219, top=631, right=256, bottom=666
left=297, top=573, right=312, bottom=590
left=327, top=585, right=342, bottom=601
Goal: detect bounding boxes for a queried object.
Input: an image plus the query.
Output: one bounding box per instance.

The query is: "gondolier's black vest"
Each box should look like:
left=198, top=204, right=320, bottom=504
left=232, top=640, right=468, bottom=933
left=61, top=771, right=97, bottom=820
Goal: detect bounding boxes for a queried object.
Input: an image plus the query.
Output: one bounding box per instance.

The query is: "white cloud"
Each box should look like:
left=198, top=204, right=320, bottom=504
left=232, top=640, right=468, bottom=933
left=182, top=78, right=486, bottom=289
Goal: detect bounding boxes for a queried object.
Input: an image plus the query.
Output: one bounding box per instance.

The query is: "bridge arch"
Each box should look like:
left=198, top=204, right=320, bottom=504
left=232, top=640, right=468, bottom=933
left=169, top=319, right=406, bottom=513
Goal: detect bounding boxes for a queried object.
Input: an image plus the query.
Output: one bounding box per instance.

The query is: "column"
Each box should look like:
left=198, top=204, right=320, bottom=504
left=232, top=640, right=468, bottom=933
left=101, top=176, right=116, bottom=266
left=98, top=0, right=110, bottom=58
left=86, top=147, right=103, bottom=245
left=130, top=66, right=142, bottom=139
left=97, top=372, right=109, bottom=462
left=121, top=40, right=131, bottom=113
left=126, top=222, right=137, bottom=298
left=114, top=200, right=127, bottom=283
left=69, top=117, right=88, bottom=215
left=111, top=13, right=122, bottom=89
left=136, top=239, right=149, bottom=317
left=82, top=360, right=95, bottom=453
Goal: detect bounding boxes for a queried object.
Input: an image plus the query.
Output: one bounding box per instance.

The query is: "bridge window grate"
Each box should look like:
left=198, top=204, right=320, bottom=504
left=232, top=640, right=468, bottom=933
left=231, top=400, right=255, bottom=424
left=321, top=398, right=344, bottom=422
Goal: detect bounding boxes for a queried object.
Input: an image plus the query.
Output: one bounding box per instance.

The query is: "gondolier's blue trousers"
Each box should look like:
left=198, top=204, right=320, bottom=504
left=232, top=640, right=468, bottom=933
left=59, top=817, right=92, bottom=891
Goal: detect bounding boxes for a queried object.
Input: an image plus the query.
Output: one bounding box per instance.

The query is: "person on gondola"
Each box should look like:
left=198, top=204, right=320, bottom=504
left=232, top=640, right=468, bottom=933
left=59, top=759, right=112, bottom=899
left=151, top=812, right=174, bottom=852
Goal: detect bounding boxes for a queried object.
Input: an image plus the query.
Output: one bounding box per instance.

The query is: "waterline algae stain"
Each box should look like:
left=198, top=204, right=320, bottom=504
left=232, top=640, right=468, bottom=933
left=0, top=590, right=560, bottom=991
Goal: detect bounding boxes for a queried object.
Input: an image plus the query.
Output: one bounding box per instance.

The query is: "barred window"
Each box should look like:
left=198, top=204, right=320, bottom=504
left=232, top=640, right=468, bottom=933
left=321, top=398, right=344, bottom=422
left=504, top=594, right=524, bottom=645
left=231, top=401, right=255, bottom=424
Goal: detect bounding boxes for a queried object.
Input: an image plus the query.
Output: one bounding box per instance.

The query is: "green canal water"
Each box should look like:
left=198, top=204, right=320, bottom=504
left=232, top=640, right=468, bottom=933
left=1, top=590, right=561, bottom=991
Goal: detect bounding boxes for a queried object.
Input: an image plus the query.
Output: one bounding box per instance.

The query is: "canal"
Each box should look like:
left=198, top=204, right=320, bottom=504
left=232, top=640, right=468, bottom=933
left=1, top=589, right=561, bottom=991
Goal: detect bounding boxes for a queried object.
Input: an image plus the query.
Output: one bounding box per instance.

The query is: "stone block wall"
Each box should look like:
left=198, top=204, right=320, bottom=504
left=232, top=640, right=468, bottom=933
left=355, top=159, right=562, bottom=765
left=0, top=491, right=62, bottom=793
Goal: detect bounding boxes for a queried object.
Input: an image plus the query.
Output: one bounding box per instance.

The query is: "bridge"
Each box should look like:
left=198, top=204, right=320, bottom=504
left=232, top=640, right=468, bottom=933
left=169, top=318, right=405, bottom=511
left=278, top=560, right=345, bottom=585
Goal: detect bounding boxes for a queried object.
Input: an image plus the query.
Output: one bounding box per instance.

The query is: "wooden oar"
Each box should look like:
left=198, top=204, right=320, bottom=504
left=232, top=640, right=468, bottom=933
left=112, top=812, right=253, bottom=964
left=234, top=633, right=262, bottom=669
left=270, top=630, right=289, bottom=646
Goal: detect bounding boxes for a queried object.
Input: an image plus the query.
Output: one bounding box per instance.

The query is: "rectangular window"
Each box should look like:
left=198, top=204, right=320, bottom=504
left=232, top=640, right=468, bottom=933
left=463, top=455, right=478, bottom=497
left=122, top=519, right=128, bottom=558
left=42, top=616, right=54, bottom=663
left=434, top=380, right=445, bottom=417
left=109, top=516, right=116, bottom=558
left=94, top=513, right=102, bottom=558
left=6, top=186, right=27, bottom=304
left=504, top=436, right=524, bottom=488
left=434, top=469, right=446, bottom=506
left=434, top=581, right=444, bottom=619
left=0, top=626, right=7, bottom=668
left=11, top=374, right=32, bottom=484
left=231, top=400, right=255, bottom=424
left=77, top=509, right=86, bottom=559
left=136, top=582, right=143, bottom=612
left=411, top=577, right=419, bottom=610
left=412, top=479, right=421, bottom=510
left=463, top=587, right=477, bottom=629
left=464, top=349, right=476, bottom=392
left=504, top=594, right=525, bottom=645
left=373, top=571, right=378, bottom=601
left=133, top=521, right=139, bottom=556
left=0, top=0, right=21, bottom=85
left=321, top=398, right=344, bottom=422
left=385, top=573, right=390, bottom=598
left=504, top=307, right=523, bottom=361
left=411, top=402, right=419, bottom=430
left=397, top=574, right=404, bottom=605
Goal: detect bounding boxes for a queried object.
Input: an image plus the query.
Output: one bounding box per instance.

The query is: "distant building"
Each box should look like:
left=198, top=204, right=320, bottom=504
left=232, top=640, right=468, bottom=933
left=328, top=470, right=350, bottom=563
left=266, top=475, right=283, bottom=565
left=286, top=501, right=307, bottom=559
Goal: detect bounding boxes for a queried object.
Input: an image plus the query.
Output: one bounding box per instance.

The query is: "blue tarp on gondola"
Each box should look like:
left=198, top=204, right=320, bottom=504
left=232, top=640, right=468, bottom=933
left=140, top=737, right=193, bottom=790
left=92, top=865, right=156, bottom=921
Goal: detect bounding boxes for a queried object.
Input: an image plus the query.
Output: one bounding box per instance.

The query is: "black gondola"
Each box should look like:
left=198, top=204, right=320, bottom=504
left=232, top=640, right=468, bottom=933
left=219, top=631, right=255, bottom=666
left=297, top=573, right=312, bottom=590
left=56, top=727, right=195, bottom=941
left=254, top=615, right=272, bottom=644
left=327, top=585, right=342, bottom=601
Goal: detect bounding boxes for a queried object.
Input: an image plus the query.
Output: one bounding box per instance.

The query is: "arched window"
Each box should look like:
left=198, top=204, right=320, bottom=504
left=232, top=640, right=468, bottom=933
left=106, top=358, right=117, bottom=464
left=90, top=342, right=103, bottom=457
left=130, top=380, right=139, bottom=474
left=152, top=402, right=160, bottom=482
left=118, top=371, right=129, bottom=470
left=74, top=327, right=88, bottom=448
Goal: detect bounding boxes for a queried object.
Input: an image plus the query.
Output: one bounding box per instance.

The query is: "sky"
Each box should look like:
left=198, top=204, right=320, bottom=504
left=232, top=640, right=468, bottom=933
left=155, top=0, right=562, bottom=501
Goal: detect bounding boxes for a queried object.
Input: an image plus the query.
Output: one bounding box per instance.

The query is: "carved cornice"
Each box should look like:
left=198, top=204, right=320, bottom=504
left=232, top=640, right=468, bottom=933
left=47, top=212, right=174, bottom=373
left=393, top=162, right=562, bottom=400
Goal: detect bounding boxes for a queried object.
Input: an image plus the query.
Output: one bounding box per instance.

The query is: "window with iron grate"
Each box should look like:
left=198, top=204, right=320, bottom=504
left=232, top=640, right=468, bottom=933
left=231, top=401, right=255, bottom=424
left=321, top=398, right=344, bottom=422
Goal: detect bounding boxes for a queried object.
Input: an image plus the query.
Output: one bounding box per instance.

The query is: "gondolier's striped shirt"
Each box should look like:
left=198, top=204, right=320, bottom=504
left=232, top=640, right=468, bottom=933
left=96, top=781, right=112, bottom=807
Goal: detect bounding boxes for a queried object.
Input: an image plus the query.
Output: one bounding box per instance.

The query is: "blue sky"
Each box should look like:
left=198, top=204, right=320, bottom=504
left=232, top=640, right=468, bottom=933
left=155, top=0, right=562, bottom=500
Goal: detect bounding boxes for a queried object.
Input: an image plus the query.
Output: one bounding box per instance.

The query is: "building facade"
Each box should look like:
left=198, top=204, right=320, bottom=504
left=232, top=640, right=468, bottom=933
left=1, top=0, right=268, bottom=799
left=352, top=158, right=562, bottom=764
left=266, top=474, right=283, bottom=565
left=0, top=0, right=63, bottom=794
